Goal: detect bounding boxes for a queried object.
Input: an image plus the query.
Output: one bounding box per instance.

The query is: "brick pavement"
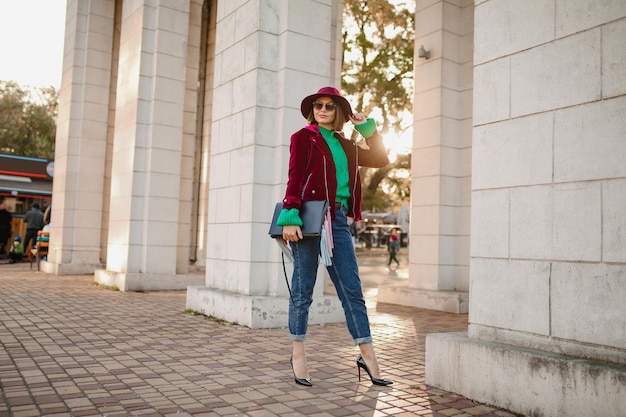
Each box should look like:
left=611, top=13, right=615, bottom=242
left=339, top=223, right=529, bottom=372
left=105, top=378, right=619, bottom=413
left=0, top=258, right=520, bottom=417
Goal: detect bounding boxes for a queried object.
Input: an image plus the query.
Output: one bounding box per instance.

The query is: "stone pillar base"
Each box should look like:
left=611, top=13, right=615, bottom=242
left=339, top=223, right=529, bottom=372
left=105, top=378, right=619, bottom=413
left=377, top=285, right=468, bottom=313
left=186, top=286, right=345, bottom=329
left=426, top=332, right=626, bottom=417
left=94, top=269, right=204, bottom=291
left=40, top=261, right=104, bottom=275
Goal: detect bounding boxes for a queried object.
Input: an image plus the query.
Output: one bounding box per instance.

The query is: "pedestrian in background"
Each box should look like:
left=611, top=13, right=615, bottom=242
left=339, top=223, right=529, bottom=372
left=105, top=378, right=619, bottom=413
left=276, top=86, right=393, bottom=387
left=0, top=201, right=11, bottom=258
left=23, top=203, right=44, bottom=259
left=387, top=232, right=400, bottom=266
left=8, top=236, right=24, bottom=263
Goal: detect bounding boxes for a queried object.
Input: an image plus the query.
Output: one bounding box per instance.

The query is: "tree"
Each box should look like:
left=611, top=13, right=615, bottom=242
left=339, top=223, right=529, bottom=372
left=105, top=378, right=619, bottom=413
left=342, top=0, right=414, bottom=212
left=0, top=81, right=57, bottom=160
left=361, top=153, right=411, bottom=209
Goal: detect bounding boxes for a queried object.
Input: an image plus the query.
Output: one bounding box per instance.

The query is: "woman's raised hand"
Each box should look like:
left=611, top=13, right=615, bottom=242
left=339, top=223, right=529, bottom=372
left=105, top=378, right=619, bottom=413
left=349, top=112, right=367, bottom=125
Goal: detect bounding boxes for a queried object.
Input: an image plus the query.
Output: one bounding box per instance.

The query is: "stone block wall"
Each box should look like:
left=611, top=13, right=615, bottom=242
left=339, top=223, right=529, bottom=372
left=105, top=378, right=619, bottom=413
left=470, top=0, right=626, bottom=364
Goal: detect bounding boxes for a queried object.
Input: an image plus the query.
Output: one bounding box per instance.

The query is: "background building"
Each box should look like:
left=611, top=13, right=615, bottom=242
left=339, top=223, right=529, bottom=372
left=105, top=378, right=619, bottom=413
left=47, top=1, right=624, bottom=416
left=0, top=153, right=53, bottom=248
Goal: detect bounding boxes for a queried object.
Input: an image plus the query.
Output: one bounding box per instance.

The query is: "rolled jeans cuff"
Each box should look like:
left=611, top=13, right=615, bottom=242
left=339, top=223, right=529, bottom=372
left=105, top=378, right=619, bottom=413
left=353, top=336, right=373, bottom=346
left=290, top=333, right=307, bottom=342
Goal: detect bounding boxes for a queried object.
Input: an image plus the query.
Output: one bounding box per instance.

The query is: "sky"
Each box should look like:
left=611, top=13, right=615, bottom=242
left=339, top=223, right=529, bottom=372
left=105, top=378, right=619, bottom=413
left=0, top=0, right=67, bottom=89
left=0, top=0, right=411, bottom=155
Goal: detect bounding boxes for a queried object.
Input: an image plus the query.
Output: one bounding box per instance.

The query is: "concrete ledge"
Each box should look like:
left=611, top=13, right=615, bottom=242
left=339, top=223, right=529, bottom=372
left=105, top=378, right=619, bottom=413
left=40, top=261, right=104, bottom=275
left=94, top=269, right=204, bottom=291
left=426, top=332, right=626, bottom=417
left=186, top=286, right=345, bottom=329
left=377, top=285, right=468, bottom=313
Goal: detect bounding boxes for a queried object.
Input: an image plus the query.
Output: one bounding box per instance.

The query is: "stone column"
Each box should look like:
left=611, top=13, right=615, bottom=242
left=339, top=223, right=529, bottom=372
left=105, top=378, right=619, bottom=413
left=93, top=0, right=202, bottom=291
left=186, top=0, right=345, bottom=328
left=378, top=0, right=474, bottom=313
left=427, top=1, right=626, bottom=416
left=43, top=0, right=115, bottom=275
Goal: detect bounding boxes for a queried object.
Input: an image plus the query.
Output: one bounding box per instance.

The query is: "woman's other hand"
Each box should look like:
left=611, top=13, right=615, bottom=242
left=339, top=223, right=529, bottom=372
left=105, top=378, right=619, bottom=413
left=283, top=225, right=303, bottom=243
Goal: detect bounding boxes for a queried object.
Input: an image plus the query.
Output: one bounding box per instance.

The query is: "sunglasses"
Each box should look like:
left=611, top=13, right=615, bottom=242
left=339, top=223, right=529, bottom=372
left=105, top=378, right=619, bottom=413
left=312, top=101, right=337, bottom=111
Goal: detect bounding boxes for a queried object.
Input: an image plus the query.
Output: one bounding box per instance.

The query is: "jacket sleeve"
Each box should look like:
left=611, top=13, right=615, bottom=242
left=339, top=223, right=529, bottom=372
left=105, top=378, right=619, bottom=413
left=355, top=129, right=389, bottom=168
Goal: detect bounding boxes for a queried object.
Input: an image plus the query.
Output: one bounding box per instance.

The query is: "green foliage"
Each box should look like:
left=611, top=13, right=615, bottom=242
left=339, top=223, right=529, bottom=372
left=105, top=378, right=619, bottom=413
left=342, top=0, right=415, bottom=134
left=361, top=153, right=411, bottom=211
left=0, top=81, right=57, bottom=159
left=342, top=0, right=414, bottom=211
left=91, top=282, right=120, bottom=292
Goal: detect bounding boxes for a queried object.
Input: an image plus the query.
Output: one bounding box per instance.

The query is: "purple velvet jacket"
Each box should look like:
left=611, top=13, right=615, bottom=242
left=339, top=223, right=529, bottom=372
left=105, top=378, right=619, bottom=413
left=282, top=124, right=389, bottom=222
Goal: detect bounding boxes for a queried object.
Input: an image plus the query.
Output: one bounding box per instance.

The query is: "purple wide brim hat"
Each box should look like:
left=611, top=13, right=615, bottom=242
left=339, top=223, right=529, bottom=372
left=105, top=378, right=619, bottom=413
left=300, top=86, right=353, bottom=122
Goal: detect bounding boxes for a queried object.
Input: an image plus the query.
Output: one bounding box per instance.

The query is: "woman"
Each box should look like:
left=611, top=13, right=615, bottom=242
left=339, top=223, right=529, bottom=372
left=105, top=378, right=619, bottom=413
left=276, top=86, right=392, bottom=387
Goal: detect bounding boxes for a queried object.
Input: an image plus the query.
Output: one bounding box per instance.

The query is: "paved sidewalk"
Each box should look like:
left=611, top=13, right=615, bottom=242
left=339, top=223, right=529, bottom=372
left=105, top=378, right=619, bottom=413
left=0, top=258, right=519, bottom=417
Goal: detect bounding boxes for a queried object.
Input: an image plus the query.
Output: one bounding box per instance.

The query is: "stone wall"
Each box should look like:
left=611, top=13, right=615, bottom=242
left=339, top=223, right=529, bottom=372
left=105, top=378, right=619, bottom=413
left=427, top=1, right=626, bottom=415
left=470, top=0, right=626, bottom=364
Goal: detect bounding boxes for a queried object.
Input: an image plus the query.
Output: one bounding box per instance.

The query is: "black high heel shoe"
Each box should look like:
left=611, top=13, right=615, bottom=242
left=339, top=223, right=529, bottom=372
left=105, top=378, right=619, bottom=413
left=290, top=356, right=312, bottom=387
left=356, top=355, right=393, bottom=386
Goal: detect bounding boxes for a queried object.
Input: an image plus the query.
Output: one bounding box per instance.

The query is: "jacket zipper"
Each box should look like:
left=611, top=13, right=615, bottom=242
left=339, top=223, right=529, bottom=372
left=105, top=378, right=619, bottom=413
left=307, top=132, right=334, bottom=212
left=323, top=154, right=330, bottom=204
left=301, top=173, right=312, bottom=198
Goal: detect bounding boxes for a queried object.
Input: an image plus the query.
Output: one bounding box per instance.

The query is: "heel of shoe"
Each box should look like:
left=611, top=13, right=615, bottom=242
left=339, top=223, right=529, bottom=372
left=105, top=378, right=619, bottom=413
left=356, top=355, right=393, bottom=386
left=290, top=356, right=312, bottom=387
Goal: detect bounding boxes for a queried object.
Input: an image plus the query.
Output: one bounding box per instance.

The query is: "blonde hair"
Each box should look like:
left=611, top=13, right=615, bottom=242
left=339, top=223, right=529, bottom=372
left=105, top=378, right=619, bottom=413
left=306, top=100, right=346, bottom=131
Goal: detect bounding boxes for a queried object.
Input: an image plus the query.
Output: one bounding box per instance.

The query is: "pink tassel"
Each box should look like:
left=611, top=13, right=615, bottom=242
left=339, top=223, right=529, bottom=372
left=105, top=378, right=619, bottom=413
left=325, top=208, right=333, bottom=257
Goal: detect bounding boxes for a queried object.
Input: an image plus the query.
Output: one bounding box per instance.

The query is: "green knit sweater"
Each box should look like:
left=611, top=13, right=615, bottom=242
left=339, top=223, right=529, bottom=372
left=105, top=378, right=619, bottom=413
left=277, top=119, right=376, bottom=227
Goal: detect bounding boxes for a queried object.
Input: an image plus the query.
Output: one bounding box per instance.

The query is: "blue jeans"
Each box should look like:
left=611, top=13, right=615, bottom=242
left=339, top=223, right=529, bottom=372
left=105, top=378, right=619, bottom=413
left=288, top=206, right=373, bottom=345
